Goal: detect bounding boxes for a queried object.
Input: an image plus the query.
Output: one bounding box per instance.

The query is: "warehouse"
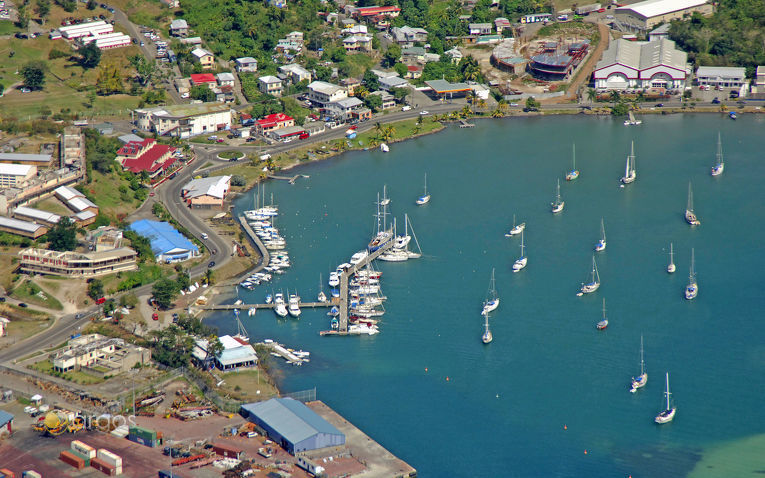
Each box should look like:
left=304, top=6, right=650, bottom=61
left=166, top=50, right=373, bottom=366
left=128, top=219, right=199, bottom=263
left=614, top=0, right=712, bottom=31
left=241, top=398, right=345, bottom=455
left=0, top=153, right=52, bottom=166
left=593, top=38, right=689, bottom=90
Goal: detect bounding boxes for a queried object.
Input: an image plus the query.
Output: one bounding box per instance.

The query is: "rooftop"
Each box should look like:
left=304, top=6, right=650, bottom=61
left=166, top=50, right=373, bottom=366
left=236, top=57, right=257, bottom=64
left=13, top=206, right=61, bottom=224
left=617, top=0, right=709, bottom=18
left=0, top=216, right=46, bottom=233
left=259, top=75, right=282, bottom=84
left=129, top=219, right=199, bottom=256
left=170, top=19, right=187, bottom=29
left=696, top=66, right=746, bottom=77
left=0, top=163, right=34, bottom=176
left=136, top=102, right=231, bottom=119
left=0, top=410, right=13, bottom=428
left=241, top=398, right=344, bottom=444
left=308, top=80, right=344, bottom=95
left=191, top=47, right=213, bottom=58
left=54, top=185, right=83, bottom=201
left=182, top=175, right=231, bottom=199
left=0, top=153, right=51, bottom=163
left=190, top=73, right=217, bottom=84
left=595, top=38, right=688, bottom=72
left=425, top=79, right=471, bottom=93
left=217, top=72, right=236, bottom=82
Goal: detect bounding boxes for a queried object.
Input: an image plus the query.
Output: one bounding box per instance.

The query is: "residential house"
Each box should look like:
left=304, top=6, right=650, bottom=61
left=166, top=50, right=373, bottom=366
left=160, top=0, right=180, bottom=7
left=181, top=175, right=231, bottom=208
left=278, top=64, right=312, bottom=84
left=391, top=26, right=428, bottom=47
left=235, top=57, right=258, bottom=73
left=275, top=38, right=302, bottom=54
left=216, top=72, right=236, bottom=88
left=132, top=102, right=232, bottom=138
left=379, top=75, right=410, bottom=91
left=19, top=248, right=138, bottom=278
left=350, top=107, right=372, bottom=122
left=286, top=31, right=304, bottom=44
left=341, top=77, right=361, bottom=96
left=51, top=334, right=150, bottom=373
left=115, top=138, right=178, bottom=177
left=267, top=0, right=287, bottom=7
left=469, top=23, right=492, bottom=35
left=494, top=17, right=511, bottom=33
left=405, top=65, right=422, bottom=79
left=351, top=5, right=401, bottom=21
left=370, top=90, right=397, bottom=109
left=213, top=85, right=235, bottom=103
left=191, top=48, right=215, bottom=70
left=255, top=113, right=295, bottom=134
left=343, top=35, right=372, bottom=52
left=342, top=24, right=368, bottom=35
left=423, top=52, right=441, bottom=63
left=258, top=75, right=283, bottom=97
left=324, top=97, right=363, bottom=120
left=169, top=19, right=188, bottom=37
left=401, top=46, right=426, bottom=63
left=190, top=73, right=217, bottom=88
left=307, top=81, right=348, bottom=106
left=755, top=66, right=765, bottom=93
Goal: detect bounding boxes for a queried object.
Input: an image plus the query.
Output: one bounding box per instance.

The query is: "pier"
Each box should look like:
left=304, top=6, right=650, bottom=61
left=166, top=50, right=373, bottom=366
left=459, top=119, right=475, bottom=128
left=237, top=215, right=270, bottom=274
left=201, top=301, right=336, bottom=310
left=267, top=174, right=302, bottom=184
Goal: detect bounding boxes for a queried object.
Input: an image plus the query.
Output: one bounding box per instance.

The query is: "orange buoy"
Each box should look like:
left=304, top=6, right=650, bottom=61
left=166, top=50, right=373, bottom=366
left=564, top=424, right=567, bottom=430
left=446, top=376, right=450, bottom=381
left=425, top=367, right=428, bottom=372
left=584, top=450, right=588, bottom=455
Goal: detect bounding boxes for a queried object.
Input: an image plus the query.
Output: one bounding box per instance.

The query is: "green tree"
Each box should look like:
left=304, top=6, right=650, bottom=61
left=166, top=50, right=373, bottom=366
left=525, top=96, right=540, bottom=110
left=176, top=269, right=191, bottom=291
left=393, top=62, right=408, bottom=77
left=363, top=93, right=383, bottom=112
left=392, top=87, right=409, bottom=103
left=382, top=44, right=401, bottom=68
left=152, top=278, right=180, bottom=309
left=36, top=0, right=50, bottom=20
left=362, top=69, right=379, bottom=92
left=129, top=55, right=156, bottom=86
left=15, top=5, right=29, bottom=28
left=587, top=88, right=598, bottom=102
left=48, top=216, right=78, bottom=251
left=190, top=85, right=216, bottom=102
left=80, top=42, right=102, bottom=69
left=205, top=335, right=224, bottom=361
left=86, top=0, right=97, bottom=9
left=204, top=268, right=215, bottom=285
left=57, top=0, right=77, bottom=12
left=21, top=62, right=47, bottom=91
left=230, top=175, right=246, bottom=186
left=120, top=293, right=138, bottom=308
left=95, top=63, right=124, bottom=95
left=87, top=279, right=104, bottom=300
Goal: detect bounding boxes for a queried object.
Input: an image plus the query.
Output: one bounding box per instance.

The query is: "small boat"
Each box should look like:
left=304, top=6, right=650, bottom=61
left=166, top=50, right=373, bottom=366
left=595, top=217, right=606, bottom=252
left=416, top=173, right=430, bottom=205
left=482, top=310, right=493, bottom=344
left=685, top=248, right=698, bottom=300
left=667, top=243, right=676, bottom=274
left=711, top=132, right=724, bottom=176
left=330, top=317, right=339, bottom=329
left=328, top=306, right=340, bottom=316
left=596, top=298, right=608, bottom=330
left=505, top=214, right=525, bottom=237
left=328, top=271, right=340, bottom=287
left=275, top=302, right=288, bottom=318
left=482, top=268, right=500, bottom=315
left=551, top=179, right=565, bottom=213
left=621, top=141, right=636, bottom=184
left=655, top=372, right=676, bottom=424
left=288, top=294, right=301, bottom=318
left=630, top=335, right=647, bottom=393
left=265, top=294, right=273, bottom=304
left=380, top=143, right=390, bottom=152
left=348, top=323, right=379, bottom=335
left=685, top=181, right=701, bottom=226
left=729, top=111, right=737, bottom=120
left=350, top=250, right=369, bottom=265
left=512, top=230, right=527, bottom=273
left=565, top=143, right=579, bottom=181
left=580, top=255, right=600, bottom=295
left=317, top=274, right=327, bottom=302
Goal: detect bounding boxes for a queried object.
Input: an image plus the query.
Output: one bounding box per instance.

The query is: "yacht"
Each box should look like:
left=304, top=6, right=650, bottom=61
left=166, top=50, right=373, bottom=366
left=348, top=323, right=380, bottom=335
left=621, top=141, right=636, bottom=184
left=482, top=268, right=500, bottom=315
left=685, top=248, right=698, bottom=300
left=596, top=298, right=608, bottom=330
left=551, top=179, right=565, bottom=213
left=667, top=243, right=676, bottom=274
left=380, top=143, right=390, bottom=153
left=711, top=132, right=724, bottom=176
left=328, top=271, right=340, bottom=287
left=274, top=293, right=288, bottom=318
left=630, top=335, right=647, bottom=393
left=565, top=143, right=579, bottom=181
left=685, top=181, right=701, bottom=226
left=288, top=294, right=301, bottom=318
left=482, top=310, right=493, bottom=344
left=506, top=214, right=525, bottom=236
left=580, top=256, right=601, bottom=295
left=655, top=372, right=676, bottom=424
left=512, top=230, right=527, bottom=272
left=416, top=173, right=430, bottom=205
left=350, top=250, right=369, bottom=265
left=595, top=218, right=606, bottom=252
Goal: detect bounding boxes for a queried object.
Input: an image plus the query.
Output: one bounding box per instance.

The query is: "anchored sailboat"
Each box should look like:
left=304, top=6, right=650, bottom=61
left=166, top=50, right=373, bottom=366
left=595, top=218, right=606, bottom=252
left=512, top=230, right=527, bottom=272
left=685, top=181, right=700, bottom=226
left=621, top=141, right=636, bottom=184
left=566, top=144, right=579, bottom=181
left=482, top=268, right=500, bottom=315
left=551, top=179, right=565, bottom=213
left=685, top=248, right=698, bottom=300
left=482, top=310, right=493, bottom=344
left=655, top=372, right=676, bottom=424
left=506, top=214, right=525, bottom=237
left=596, top=298, right=608, bottom=330
left=580, top=255, right=600, bottom=295
left=416, top=173, right=430, bottom=205
left=711, top=132, right=724, bottom=176
left=630, top=335, right=647, bottom=392
left=667, top=243, right=676, bottom=273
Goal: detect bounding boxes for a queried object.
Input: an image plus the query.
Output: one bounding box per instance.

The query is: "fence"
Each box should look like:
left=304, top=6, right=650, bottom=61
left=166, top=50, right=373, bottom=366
left=283, top=387, right=317, bottom=403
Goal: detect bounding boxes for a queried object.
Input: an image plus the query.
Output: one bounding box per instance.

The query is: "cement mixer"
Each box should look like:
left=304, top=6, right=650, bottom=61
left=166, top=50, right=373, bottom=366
left=33, top=410, right=84, bottom=436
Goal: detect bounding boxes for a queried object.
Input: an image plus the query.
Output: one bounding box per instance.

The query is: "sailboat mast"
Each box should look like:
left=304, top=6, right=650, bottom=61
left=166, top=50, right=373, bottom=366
left=639, top=335, right=645, bottom=374
left=665, top=373, right=671, bottom=409
left=717, top=132, right=723, bottom=165
left=687, top=182, right=693, bottom=212
left=573, top=143, right=576, bottom=169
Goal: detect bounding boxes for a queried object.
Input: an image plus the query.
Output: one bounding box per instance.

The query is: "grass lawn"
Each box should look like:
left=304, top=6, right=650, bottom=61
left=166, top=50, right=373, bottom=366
left=108, top=0, right=170, bottom=30
left=30, top=359, right=104, bottom=385
left=31, top=197, right=73, bottom=216
left=81, top=170, right=145, bottom=219
left=0, top=20, right=20, bottom=36
left=10, top=280, right=64, bottom=310
left=0, top=249, right=21, bottom=290
left=219, top=369, right=278, bottom=402
left=217, top=151, right=244, bottom=160
left=343, top=53, right=377, bottom=78
left=0, top=317, right=53, bottom=348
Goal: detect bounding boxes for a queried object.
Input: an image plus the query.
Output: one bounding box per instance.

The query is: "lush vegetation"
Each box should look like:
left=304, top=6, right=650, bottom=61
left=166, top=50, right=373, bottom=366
left=145, top=316, right=221, bottom=367
left=670, top=1, right=765, bottom=74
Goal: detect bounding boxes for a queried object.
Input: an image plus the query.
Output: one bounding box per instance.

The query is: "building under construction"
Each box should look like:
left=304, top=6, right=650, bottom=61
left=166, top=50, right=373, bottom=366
left=529, top=39, right=590, bottom=80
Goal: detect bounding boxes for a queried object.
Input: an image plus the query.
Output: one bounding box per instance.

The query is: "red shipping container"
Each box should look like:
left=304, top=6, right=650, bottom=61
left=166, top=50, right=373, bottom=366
left=0, top=469, right=16, bottom=478
left=60, top=450, right=86, bottom=470
left=91, top=457, right=117, bottom=476
left=211, top=442, right=243, bottom=459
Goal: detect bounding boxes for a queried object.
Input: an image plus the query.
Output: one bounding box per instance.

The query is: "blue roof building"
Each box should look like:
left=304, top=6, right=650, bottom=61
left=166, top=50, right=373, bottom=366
left=128, top=219, right=199, bottom=263
left=241, top=398, right=345, bottom=454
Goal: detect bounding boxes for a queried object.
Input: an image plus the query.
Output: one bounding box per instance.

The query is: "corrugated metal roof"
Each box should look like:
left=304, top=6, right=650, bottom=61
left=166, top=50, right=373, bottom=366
left=618, top=0, right=708, bottom=18
left=0, top=410, right=13, bottom=427
left=0, top=153, right=51, bottom=163
left=696, top=66, right=746, bottom=78
left=242, top=398, right=344, bottom=444
left=0, top=216, right=44, bottom=233
left=595, top=38, right=687, bottom=72
left=55, top=185, right=82, bottom=201
left=128, top=219, right=199, bottom=256
left=13, top=206, right=61, bottom=223
left=0, top=163, right=34, bottom=176
left=182, top=175, right=230, bottom=199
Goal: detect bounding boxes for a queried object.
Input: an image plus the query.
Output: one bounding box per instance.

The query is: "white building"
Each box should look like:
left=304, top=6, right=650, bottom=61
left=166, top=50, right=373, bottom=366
left=192, top=335, right=258, bottom=370
left=614, top=0, right=712, bottom=31
left=132, top=103, right=232, bottom=138
left=81, top=32, right=132, bottom=49
left=259, top=75, right=283, bottom=96
left=278, top=64, right=312, bottom=84
left=235, top=57, right=258, bottom=73
left=0, top=164, right=36, bottom=189
left=695, top=66, right=746, bottom=89
left=593, top=38, right=689, bottom=90
left=181, top=175, right=231, bottom=208
left=307, top=81, right=347, bottom=106
left=58, top=20, right=113, bottom=39
left=216, top=72, right=236, bottom=87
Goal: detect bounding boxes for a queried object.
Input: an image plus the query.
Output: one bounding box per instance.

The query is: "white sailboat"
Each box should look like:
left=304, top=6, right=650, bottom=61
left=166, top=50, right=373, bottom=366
left=565, top=143, right=579, bottom=181
left=416, top=173, right=430, bottom=205
left=512, top=230, right=527, bottom=272
left=630, top=335, right=647, bottom=392
left=551, top=179, right=565, bottom=213
left=317, top=274, right=328, bottom=303
left=685, top=248, right=698, bottom=300
left=655, top=372, right=676, bottom=424
left=621, top=141, right=636, bottom=184
left=482, top=310, right=493, bottom=344
left=380, top=184, right=391, bottom=206
left=506, top=214, right=525, bottom=237
left=595, top=218, right=606, bottom=252
left=711, top=132, right=724, bottom=176
left=580, top=255, right=600, bottom=295
left=667, top=243, right=676, bottom=274
left=596, top=298, right=608, bottom=330
left=685, top=181, right=701, bottom=226
left=624, top=110, right=642, bottom=126
left=482, top=268, right=500, bottom=315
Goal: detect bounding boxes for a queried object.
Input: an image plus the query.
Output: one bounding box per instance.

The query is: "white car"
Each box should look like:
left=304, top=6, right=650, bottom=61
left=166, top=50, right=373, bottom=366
left=419, top=110, right=429, bottom=115
left=402, top=105, right=411, bottom=111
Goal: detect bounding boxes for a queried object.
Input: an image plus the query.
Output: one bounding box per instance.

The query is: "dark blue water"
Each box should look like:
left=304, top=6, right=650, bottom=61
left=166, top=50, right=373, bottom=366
left=208, top=114, right=765, bottom=477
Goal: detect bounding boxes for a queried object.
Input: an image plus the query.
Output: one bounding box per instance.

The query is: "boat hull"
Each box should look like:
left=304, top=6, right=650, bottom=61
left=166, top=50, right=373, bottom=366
left=596, top=319, right=608, bottom=330
left=416, top=195, right=431, bottom=205
left=512, top=257, right=527, bottom=272
left=482, top=331, right=493, bottom=344
left=685, top=283, right=698, bottom=300
left=565, top=171, right=579, bottom=181
left=595, top=240, right=606, bottom=252
left=551, top=202, right=565, bottom=213
left=711, top=164, right=724, bottom=176
left=655, top=408, right=676, bottom=424
left=685, top=210, right=701, bottom=226
left=630, top=373, right=647, bottom=392
left=581, top=282, right=600, bottom=294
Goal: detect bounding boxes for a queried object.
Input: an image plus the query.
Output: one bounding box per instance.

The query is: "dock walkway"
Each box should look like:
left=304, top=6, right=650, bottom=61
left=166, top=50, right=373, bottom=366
left=338, top=239, right=395, bottom=332
left=237, top=215, right=270, bottom=275
left=202, top=301, right=335, bottom=311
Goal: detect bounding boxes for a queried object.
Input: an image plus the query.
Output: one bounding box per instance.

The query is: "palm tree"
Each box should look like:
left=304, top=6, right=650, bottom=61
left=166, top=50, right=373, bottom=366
left=460, top=105, right=472, bottom=118
left=587, top=88, right=597, bottom=103
left=380, top=125, right=395, bottom=142
left=498, top=99, right=509, bottom=113
left=334, top=139, right=347, bottom=152
left=610, top=90, right=620, bottom=103
left=477, top=98, right=487, bottom=112
left=491, top=107, right=503, bottom=118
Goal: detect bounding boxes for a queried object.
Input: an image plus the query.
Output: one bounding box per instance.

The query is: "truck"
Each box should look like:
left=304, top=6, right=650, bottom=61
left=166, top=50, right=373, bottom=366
left=575, top=3, right=601, bottom=15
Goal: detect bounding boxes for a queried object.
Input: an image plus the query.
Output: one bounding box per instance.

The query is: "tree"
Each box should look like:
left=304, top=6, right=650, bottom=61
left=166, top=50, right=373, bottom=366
left=36, top=0, right=50, bottom=20
left=190, top=85, right=216, bottom=102
left=382, top=44, right=401, bottom=68
left=152, top=278, right=180, bottom=309
left=120, top=293, right=138, bottom=308
left=21, top=62, right=46, bottom=91
left=80, top=42, right=102, bottom=69
left=57, top=0, right=77, bottom=12
left=87, top=279, right=104, bottom=300
left=230, top=175, right=246, bottom=186
left=205, top=335, right=224, bottom=361
left=86, top=0, right=97, bottom=9
left=96, top=63, right=124, bottom=95
left=176, top=269, right=191, bottom=291
left=525, top=96, right=540, bottom=111
left=362, top=69, right=379, bottom=92
left=392, top=87, right=409, bottom=103
left=48, top=216, right=78, bottom=251
left=587, top=88, right=598, bottom=102
left=393, top=62, right=408, bottom=77
left=129, top=55, right=156, bottom=86
left=363, top=93, right=383, bottom=112
left=15, top=5, right=29, bottom=28
left=204, top=268, right=215, bottom=285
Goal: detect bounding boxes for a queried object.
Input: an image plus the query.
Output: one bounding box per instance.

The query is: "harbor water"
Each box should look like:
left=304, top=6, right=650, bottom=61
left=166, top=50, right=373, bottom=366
left=207, top=114, right=765, bottom=477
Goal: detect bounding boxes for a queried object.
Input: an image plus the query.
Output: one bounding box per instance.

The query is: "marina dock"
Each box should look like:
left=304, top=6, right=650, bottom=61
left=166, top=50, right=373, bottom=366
left=202, top=301, right=335, bottom=310
left=459, top=120, right=475, bottom=128
left=237, top=215, right=270, bottom=273
left=268, top=174, right=302, bottom=184
left=257, top=340, right=309, bottom=365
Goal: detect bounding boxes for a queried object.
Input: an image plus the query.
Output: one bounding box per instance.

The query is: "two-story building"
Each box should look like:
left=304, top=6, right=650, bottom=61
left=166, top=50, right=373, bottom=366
left=278, top=64, right=312, bottom=84
left=307, top=81, right=348, bottom=106
left=695, top=66, right=746, bottom=90
left=255, top=113, right=295, bottom=134
left=132, top=103, right=232, bottom=138
left=191, top=48, right=215, bottom=70
left=216, top=72, right=236, bottom=88
left=324, top=97, right=364, bottom=120
left=391, top=26, right=428, bottom=47
left=169, top=19, right=188, bottom=37
left=19, top=247, right=138, bottom=278
left=115, top=138, right=177, bottom=177
left=469, top=23, right=493, bottom=35
left=343, top=35, right=373, bottom=52
left=259, top=75, right=284, bottom=97
left=235, top=57, right=258, bottom=73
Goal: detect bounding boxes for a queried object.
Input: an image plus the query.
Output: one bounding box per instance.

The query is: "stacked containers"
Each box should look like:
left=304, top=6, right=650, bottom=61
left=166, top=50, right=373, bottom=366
left=71, top=440, right=96, bottom=465
left=0, top=469, right=15, bottom=478
left=60, top=450, right=86, bottom=469
left=128, top=426, right=157, bottom=447
left=92, top=449, right=123, bottom=475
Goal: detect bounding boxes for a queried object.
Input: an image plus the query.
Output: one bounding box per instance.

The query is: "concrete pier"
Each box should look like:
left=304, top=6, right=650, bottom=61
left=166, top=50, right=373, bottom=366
left=338, top=239, right=395, bottom=332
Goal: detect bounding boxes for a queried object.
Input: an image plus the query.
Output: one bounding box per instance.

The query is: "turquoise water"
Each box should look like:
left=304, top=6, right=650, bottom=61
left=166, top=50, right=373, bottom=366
left=208, top=114, right=765, bottom=477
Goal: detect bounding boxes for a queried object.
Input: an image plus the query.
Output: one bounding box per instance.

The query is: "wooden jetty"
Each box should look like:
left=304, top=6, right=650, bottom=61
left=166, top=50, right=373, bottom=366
left=459, top=120, right=475, bottom=128
left=202, top=301, right=335, bottom=311
left=268, top=174, right=301, bottom=184
left=237, top=215, right=270, bottom=273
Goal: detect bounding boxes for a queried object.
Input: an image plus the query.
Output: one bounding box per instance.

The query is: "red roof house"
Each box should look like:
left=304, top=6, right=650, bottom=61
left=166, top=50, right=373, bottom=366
left=354, top=6, right=401, bottom=17
left=190, top=73, right=217, bottom=87
left=255, top=113, right=295, bottom=133
left=116, top=138, right=178, bottom=177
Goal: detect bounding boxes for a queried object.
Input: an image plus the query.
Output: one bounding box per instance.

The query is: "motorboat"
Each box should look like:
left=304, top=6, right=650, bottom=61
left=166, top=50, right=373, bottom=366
left=350, top=250, right=369, bottom=265
left=348, top=323, right=380, bottom=335
left=328, top=272, right=340, bottom=287
left=328, top=306, right=340, bottom=317
left=380, top=143, right=389, bottom=152
left=265, top=294, right=273, bottom=304
left=288, top=294, right=301, bottom=318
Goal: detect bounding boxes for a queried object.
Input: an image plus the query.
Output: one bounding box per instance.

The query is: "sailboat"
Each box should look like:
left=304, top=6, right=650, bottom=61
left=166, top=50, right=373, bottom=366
left=317, top=274, right=328, bottom=303
left=565, top=144, right=579, bottom=181
left=594, top=218, right=606, bottom=252
left=482, top=268, right=500, bottom=315
left=685, top=181, right=700, bottom=226
left=655, top=372, right=676, bottom=424
left=551, top=179, right=565, bottom=213
left=512, top=230, right=527, bottom=272
left=596, top=298, right=608, bottom=330
left=621, top=141, right=636, bottom=184
left=711, top=132, right=724, bottom=176
left=369, top=191, right=393, bottom=252
left=506, top=214, right=525, bottom=237
left=580, top=255, right=600, bottom=295
left=667, top=243, right=676, bottom=273
left=630, top=335, right=647, bottom=392
left=416, top=173, right=430, bottom=205
left=380, top=184, right=390, bottom=206
left=685, top=248, right=698, bottom=300
left=481, top=310, right=493, bottom=344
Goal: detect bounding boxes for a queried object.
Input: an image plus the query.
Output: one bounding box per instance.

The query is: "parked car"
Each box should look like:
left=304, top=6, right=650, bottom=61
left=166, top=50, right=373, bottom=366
left=208, top=261, right=216, bottom=268
left=152, top=312, right=159, bottom=321
left=18, top=302, right=28, bottom=308
left=711, top=97, right=720, bottom=104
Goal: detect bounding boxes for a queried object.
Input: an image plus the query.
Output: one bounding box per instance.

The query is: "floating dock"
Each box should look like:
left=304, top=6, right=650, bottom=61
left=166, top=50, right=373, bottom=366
left=237, top=215, right=270, bottom=273
left=257, top=340, right=309, bottom=365
left=459, top=119, right=475, bottom=128
left=202, top=300, right=336, bottom=311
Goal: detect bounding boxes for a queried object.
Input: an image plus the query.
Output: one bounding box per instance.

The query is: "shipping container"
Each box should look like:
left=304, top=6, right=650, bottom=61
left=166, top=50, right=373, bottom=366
left=22, top=472, right=42, bottom=478
left=71, top=440, right=97, bottom=459
left=159, top=470, right=187, bottom=478
left=69, top=448, right=92, bottom=466
left=96, top=449, right=123, bottom=468
left=60, top=450, right=86, bottom=470
left=129, top=426, right=158, bottom=442
left=211, top=442, right=243, bottom=459
left=128, top=433, right=156, bottom=447
left=0, top=469, right=16, bottom=478
left=91, top=457, right=117, bottom=476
